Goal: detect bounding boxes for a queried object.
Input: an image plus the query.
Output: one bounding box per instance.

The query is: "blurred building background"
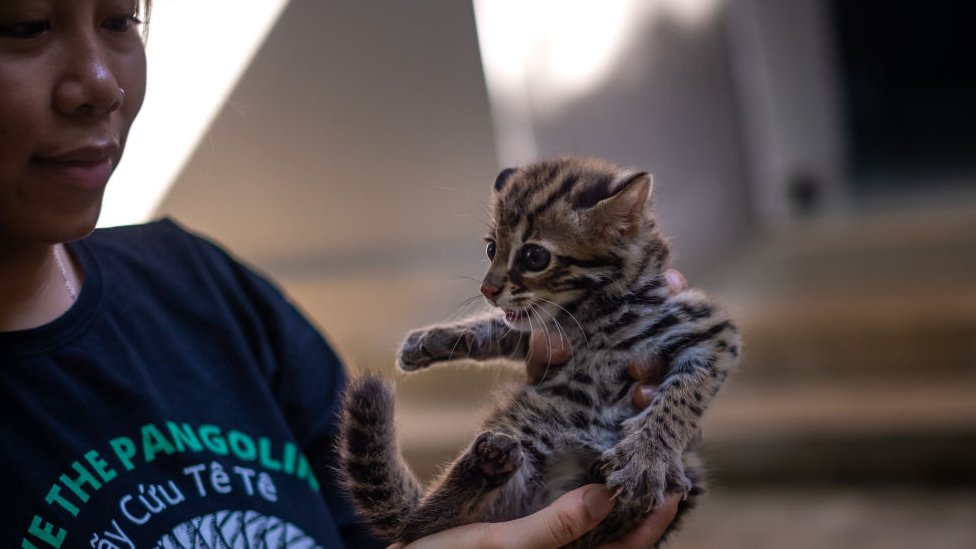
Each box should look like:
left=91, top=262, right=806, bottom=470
left=145, top=0, right=975, bottom=546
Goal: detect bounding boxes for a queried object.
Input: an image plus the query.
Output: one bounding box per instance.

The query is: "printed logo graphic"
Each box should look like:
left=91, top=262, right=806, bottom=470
left=154, top=510, right=322, bottom=549
left=23, top=422, right=326, bottom=548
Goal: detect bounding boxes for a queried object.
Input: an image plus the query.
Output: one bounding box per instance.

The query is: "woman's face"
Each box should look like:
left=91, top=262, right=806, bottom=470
left=0, top=0, right=146, bottom=246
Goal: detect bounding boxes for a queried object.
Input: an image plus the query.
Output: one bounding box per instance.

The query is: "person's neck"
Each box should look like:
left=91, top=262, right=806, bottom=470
left=0, top=242, right=79, bottom=332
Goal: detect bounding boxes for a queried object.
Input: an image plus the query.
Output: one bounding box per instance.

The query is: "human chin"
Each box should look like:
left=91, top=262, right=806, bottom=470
left=29, top=179, right=106, bottom=242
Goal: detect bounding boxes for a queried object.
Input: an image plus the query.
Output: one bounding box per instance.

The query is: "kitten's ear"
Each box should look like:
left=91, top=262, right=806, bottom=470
left=494, top=167, right=517, bottom=192
left=594, top=172, right=652, bottom=237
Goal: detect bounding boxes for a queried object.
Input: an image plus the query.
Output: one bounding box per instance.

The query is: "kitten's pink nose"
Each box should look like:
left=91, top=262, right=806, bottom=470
left=480, top=282, right=502, bottom=303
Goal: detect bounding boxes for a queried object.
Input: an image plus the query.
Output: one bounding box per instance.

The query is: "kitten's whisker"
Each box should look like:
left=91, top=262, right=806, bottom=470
left=445, top=275, right=484, bottom=284
left=447, top=333, right=467, bottom=362
left=527, top=304, right=558, bottom=383
left=448, top=295, right=487, bottom=322
left=529, top=301, right=564, bottom=348
left=486, top=312, right=502, bottom=358
left=524, top=304, right=535, bottom=336
left=507, top=328, right=525, bottom=363
left=458, top=295, right=483, bottom=309
left=532, top=300, right=571, bottom=347
left=530, top=301, right=578, bottom=382
left=526, top=305, right=546, bottom=370
left=536, top=298, right=590, bottom=350
left=528, top=304, right=553, bottom=368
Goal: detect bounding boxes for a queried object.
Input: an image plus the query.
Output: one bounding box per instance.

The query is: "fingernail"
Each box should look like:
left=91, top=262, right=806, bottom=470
left=583, top=485, right=613, bottom=521
left=640, top=385, right=657, bottom=403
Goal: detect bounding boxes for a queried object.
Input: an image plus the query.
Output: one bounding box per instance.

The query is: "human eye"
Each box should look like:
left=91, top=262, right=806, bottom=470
left=0, top=19, right=50, bottom=39
left=101, top=14, right=141, bottom=33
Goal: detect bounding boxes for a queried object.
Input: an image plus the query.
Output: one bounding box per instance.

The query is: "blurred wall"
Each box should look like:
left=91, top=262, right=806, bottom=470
left=157, top=0, right=500, bottom=364
left=514, top=5, right=753, bottom=281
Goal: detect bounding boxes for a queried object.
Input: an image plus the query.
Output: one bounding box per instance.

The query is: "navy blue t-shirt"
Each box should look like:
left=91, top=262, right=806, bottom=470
left=0, top=220, right=381, bottom=548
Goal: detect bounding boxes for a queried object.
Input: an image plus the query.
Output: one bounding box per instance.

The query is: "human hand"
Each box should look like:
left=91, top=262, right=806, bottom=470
left=387, top=484, right=681, bottom=549
left=526, top=269, right=688, bottom=408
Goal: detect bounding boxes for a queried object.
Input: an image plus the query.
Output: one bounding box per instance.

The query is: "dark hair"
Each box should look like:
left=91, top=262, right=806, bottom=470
left=139, top=0, right=152, bottom=38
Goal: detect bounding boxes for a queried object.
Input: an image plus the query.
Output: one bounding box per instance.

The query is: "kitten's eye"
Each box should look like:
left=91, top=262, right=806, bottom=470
left=486, top=240, right=496, bottom=261
left=518, top=244, right=550, bottom=272
left=0, top=20, right=50, bottom=39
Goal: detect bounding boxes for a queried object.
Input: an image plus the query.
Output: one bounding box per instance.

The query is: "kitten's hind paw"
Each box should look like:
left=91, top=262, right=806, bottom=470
left=472, top=431, right=522, bottom=482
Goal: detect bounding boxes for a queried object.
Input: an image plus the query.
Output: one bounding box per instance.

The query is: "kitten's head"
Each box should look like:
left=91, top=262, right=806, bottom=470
left=482, top=157, right=669, bottom=331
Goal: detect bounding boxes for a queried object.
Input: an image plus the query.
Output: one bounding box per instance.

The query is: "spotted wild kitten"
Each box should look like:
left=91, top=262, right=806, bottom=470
left=339, top=157, right=740, bottom=547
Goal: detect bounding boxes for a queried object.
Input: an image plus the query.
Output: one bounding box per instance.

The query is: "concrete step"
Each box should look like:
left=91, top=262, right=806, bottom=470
left=707, top=210, right=976, bottom=381
left=672, top=488, right=976, bottom=549
left=393, top=375, right=976, bottom=487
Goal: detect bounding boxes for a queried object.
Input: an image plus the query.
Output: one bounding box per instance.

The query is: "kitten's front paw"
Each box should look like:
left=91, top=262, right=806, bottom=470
left=397, top=327, right=474, bottom=371
left=599, top=441, right=690, bottom=512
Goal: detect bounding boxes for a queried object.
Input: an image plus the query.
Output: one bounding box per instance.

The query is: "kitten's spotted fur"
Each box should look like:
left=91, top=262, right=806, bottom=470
left=339, top=157, right=739, bottom=546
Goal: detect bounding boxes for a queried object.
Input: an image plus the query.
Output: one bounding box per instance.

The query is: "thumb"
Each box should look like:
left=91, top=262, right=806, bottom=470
left=495, top=484, right=613, bottom=548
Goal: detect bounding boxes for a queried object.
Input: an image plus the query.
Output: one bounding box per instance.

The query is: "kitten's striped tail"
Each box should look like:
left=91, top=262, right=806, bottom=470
left=338, top=374, right=422, bottom=541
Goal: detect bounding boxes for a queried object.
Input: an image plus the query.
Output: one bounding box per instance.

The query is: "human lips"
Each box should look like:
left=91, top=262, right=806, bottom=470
left=33, top=143, right=119, bottom=191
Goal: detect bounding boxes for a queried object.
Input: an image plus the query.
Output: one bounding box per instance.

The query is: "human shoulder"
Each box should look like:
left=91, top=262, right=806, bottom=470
left=84, top=217, right=254, bottom=280
left=84, top=217, right=221, bottom=258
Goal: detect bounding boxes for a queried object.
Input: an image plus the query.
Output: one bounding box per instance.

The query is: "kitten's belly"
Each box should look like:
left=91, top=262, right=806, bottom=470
left=486, top=386, right=631, bottom=520
left=533, top=447, right=603, bottom=509
left=486, top=444, right=606, bottom=521
left=530, top=398, right=630, bottom=510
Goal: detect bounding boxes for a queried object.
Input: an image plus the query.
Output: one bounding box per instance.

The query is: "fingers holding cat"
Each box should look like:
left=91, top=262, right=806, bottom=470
left=599, top=492, right=682, bottom=549
left=387, top=484, right=680, bottom=549
left=526, top=268, right=689, bottom=406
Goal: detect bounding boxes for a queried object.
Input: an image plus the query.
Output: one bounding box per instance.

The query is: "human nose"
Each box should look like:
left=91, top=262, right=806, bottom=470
left=53, top=38, right=125, bottom=118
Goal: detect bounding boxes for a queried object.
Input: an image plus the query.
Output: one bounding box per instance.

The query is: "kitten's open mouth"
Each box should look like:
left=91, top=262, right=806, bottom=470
left=504, top=309, right=529, bottom=322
